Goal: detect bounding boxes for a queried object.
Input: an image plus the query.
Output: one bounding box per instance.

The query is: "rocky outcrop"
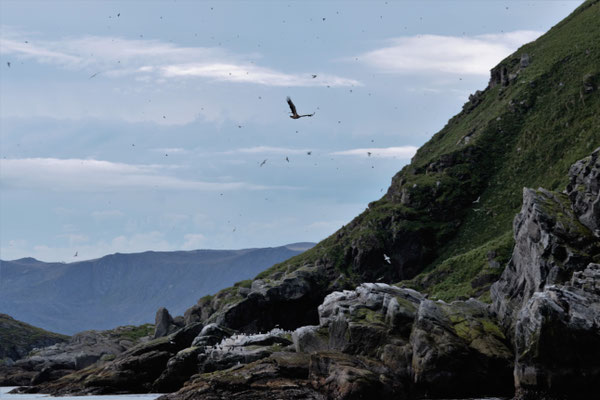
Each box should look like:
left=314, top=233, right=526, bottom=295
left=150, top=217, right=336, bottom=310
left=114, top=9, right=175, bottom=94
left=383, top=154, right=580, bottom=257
left=0, top=314, right=68, bottom=364
left=490, top=148, right=600, bottom=399
left=154, top=308, right=184, bottom=339
left=410, top=299, right=513, bottom=398
left=565, top=147, right=600, bottom=236
left=513, top=263, right=600, bottom=399
left=1, top=324, right=151, bottom=387
left=491, top=187, right=598, bottom=333
left=17, top=323, right=201, bottom=395
left=185, top=265, right=329, bottom=334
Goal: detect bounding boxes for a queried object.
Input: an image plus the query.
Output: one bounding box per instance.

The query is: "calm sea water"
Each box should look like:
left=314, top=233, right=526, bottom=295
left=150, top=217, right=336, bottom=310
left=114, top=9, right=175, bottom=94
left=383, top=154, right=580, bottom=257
left=1, top=387, right=507, bottom=400
left=0, top=388, right=162, bottom=400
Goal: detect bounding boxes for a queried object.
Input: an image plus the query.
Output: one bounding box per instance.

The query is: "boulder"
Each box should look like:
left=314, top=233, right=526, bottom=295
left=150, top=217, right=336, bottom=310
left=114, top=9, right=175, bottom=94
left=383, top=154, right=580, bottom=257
left=410, top=299, right=513, bottom=398
left=158, top=352, right=322, bottom=400
left=513, top=263, right=600, bottom=399
left=154, top=307, right=179, bottom=339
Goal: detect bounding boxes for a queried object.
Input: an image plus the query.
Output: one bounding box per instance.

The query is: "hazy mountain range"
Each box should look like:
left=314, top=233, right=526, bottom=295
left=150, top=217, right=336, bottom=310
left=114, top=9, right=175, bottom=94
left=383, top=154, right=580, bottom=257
left=0, top=242, right=314, bottom=334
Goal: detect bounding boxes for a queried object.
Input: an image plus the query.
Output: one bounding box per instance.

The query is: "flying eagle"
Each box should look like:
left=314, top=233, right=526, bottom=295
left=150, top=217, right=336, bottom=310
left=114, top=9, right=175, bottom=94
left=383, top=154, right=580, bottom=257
left=286, top=97, right=314, bottom=119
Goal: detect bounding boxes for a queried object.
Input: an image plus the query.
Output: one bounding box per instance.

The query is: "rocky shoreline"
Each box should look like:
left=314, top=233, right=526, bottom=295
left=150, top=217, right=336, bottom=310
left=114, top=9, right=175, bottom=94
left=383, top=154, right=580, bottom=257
left=6, top=148, right=598, bottom=399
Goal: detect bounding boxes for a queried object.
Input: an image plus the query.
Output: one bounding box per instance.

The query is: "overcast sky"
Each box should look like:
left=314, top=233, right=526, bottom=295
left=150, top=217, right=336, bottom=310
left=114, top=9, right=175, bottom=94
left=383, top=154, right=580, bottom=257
left=0, top=0, right=583, bottom=262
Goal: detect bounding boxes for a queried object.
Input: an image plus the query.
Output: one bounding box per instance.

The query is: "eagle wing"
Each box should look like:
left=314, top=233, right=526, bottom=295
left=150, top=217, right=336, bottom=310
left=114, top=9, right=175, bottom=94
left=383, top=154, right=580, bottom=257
left=286, top=97, right=298, bottom=116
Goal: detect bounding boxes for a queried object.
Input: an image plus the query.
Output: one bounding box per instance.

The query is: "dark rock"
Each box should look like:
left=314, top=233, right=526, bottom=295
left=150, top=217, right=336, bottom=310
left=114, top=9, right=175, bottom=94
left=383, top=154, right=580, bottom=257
left=26, top=323, right=203, bottom=395
left=565, top=147, right=600, bottom=236
left=410, top=299, right=513, bottom=398
left=512, top=263, right=600, bottom=399
left=158, top=352, right=323, bottom=400
left=520, top=53, right=530, bottom=68
left=191, top=323, right=236, bottom=348
left=207, top=266, right=326, bottom=333
left=309, top=352, right=402, bottom=400
left=152, top=346, right=204, bottom=393
left=154, top=307, right=177, bottom=339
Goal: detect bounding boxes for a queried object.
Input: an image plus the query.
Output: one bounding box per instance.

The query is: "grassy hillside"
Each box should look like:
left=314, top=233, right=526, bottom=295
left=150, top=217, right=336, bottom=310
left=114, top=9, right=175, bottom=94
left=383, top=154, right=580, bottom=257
left=206, top=0, right=600, bottom=306
left=0, top=314, right=69, bottom=363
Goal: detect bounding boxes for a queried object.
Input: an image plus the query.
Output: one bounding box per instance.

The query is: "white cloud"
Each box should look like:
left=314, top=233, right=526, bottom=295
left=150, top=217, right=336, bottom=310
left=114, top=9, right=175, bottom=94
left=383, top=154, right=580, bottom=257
left=331, top=146, right=417, bottom=158
left=0, top=30, right=359, bottom=87
left=162, top=63, right=360, bottom=87
left=0, top=158, right=275, bottom=192
left=182, top=233, right=206, bottom=250
left=220, top=146, right=311, bottom=155
left=359, top=31, right=542, bottom=75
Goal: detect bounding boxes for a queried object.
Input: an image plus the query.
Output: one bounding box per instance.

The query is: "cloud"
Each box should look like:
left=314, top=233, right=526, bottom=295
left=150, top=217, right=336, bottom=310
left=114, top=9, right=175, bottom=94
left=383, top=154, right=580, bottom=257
left=0, top=158, right=276, bottom=192
left=182, top=233, right=206, bottom=250
left=220, top=146, right=311, bottom=155
left=162, top=63, right=360, bottom=87
left=0, top=30, right=359, bottom=87
left=331, top=146, right=417, bottom=158
left=359, top=31, right=542, bottom=75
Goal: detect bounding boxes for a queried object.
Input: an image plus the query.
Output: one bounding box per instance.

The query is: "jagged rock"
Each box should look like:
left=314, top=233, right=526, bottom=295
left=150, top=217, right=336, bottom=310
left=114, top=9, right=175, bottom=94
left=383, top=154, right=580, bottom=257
left=292, top=326, right=328, bottom=353
left=154, top=307, right=178, bottom=339
left=316, top=283, right=423, bottom=355
left=309, top=352, right=403, bottom=400
left=565, top=147, right=600, bottom=236
left=491, top=187, right=598, bottom=332
left=198, top=329, right=294, bottom=374
left=204, top=265, right=327, bottom=333
left=191, top=323, right=236, bottom=348
left=158, top=352, right=323, bottom=400
left=22, top=323, right=203, bottom=395
left=152, top=346, right=204, bottom=393
left=513, top=263, right=600, bottom=399
left=3, top=325, right=151, bottom=389
left=410, top=299, right=513, bottom=398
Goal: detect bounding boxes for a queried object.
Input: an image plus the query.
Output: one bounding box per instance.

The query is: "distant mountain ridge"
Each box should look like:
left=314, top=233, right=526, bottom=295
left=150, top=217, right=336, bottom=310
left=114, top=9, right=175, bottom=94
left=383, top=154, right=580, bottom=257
left=0, top=243, right=314, bottom=334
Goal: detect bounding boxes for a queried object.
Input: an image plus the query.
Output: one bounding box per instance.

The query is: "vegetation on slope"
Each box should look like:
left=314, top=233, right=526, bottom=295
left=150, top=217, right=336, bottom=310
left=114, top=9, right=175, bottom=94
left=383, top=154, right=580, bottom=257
left=0, top=314, right=69, bottom=363
left=205, top=0, right=600, bottom=306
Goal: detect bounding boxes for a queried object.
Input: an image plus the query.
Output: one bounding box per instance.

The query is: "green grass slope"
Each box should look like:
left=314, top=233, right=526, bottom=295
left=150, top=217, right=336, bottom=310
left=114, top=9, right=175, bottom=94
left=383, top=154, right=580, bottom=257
left=0, top=314, right=69, bottom=363
left=208, top=0, right=600, bottom=306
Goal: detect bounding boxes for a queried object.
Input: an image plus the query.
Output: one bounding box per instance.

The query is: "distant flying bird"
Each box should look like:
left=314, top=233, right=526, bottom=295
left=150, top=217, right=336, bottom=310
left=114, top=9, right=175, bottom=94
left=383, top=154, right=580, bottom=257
left=286, top=97, right=314, bottom=119
left=286, top=156, right=289, bottom=162
left=311, top=74, right=317, bottom=78
left=367, top=152, right=372, bottom=157
left=473, top=196, right=481, bottom=204
left=89, top=72, right=100, bottom=79
left=260, top=159, right=267, bottom=167
left=307, top=151, right=312, bottom=155
left=6, top=62, right=10, bottom=68
left=383, top=254, right=391, bottom=264
left=74, top=251, right=78, bottom=257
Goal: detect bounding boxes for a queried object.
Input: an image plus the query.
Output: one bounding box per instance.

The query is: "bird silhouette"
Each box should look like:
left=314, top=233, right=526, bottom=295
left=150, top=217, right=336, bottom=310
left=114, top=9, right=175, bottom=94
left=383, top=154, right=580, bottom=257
left=286, top=97, right=314, bottom=119
left=260, top=159, right=267, bottom=167
left=89, top=72, right=100, bottom=79
left=383, top=254, right=391, bottom=264
left=6, top=62, right=10, bottom=68
left=473, top=196, right=481, bottom=204
left=74, top=251, right=78, bottom=257
left=307, top=151, right=312, bottom=155
left=285, top=156, right=289, bottom=162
